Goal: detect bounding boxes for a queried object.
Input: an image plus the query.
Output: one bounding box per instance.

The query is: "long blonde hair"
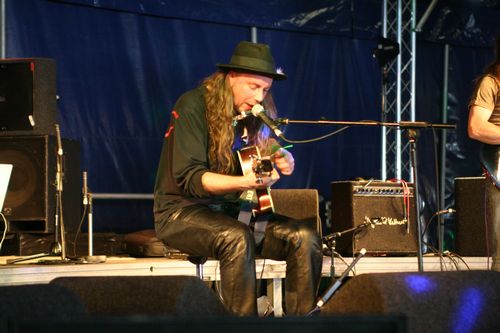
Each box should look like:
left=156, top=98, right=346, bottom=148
left=203, top=71, right=278, bottom=174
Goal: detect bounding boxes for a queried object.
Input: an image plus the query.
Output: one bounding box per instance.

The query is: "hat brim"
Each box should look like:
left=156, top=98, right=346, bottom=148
left=217, top=63, right=287, bottom=80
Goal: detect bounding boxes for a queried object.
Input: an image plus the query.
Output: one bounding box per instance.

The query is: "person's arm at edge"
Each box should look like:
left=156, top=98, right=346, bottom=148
left=468, top=105, right=500, bottom=144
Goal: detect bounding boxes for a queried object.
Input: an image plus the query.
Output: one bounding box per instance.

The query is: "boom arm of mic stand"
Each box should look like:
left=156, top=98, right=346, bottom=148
left=275, top=118, right=456, bottom=130
left=322, top=222, right=372, bottom=283
left=323, top=221, right=372, bottom=243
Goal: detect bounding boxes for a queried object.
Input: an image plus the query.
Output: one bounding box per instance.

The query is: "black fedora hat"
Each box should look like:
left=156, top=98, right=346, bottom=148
left=217, top=41, right=287, bottom=80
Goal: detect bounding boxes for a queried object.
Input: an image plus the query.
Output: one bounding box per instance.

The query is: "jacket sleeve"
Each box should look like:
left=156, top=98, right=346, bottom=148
left=170, top=90, right=212, bottom=198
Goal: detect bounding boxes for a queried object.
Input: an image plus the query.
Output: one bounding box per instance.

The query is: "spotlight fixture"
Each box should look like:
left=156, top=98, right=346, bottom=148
left=372, top=37, right=400, bottom=67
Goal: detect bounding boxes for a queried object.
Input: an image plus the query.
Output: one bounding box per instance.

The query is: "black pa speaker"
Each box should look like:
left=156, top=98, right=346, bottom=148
left=320, top=271, right=500, bottom=333
left=50, top=276, right=228, bottom=316
left=12, top=316, right=407, bottom=333
left=0, top=284, right=86, bottom=321
left=331, top=181, right=418, bottom=256
left=454, top=176, right=493, bottom=256
left=0, top=135, right=80, bottom=233
left=0, top=58, right=57, bottom=135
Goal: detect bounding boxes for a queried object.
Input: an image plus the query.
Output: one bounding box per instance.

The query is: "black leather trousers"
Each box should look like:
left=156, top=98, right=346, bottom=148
left=155, top=204, right=323, bottom=316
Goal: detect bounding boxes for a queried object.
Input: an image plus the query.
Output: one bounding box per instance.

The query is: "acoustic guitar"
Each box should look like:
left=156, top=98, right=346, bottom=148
left=237, top=145, right=275, bottom=216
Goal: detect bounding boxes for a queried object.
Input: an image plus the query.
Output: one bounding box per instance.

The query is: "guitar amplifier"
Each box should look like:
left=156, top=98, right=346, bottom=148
left=330, top=181, right=418, bottom=256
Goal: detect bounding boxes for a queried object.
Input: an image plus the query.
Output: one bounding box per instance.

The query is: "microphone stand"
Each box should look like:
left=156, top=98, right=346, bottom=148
left=37, top=124, right=70, bottom=264
left=323, top=221, right=374, bottom=282
left=407, top=129, right=424, bottom=271
left=82, top=171, right=106, bottom=263
left=55, top=124, right=66, bottom=260
left=49, top=147, right=63, bottom=256
left=274, top=118, right=455, bottom=273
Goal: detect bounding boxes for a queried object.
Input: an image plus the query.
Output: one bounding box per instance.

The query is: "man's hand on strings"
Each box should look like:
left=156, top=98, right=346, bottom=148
left=273, top=148, right=295, bottom=175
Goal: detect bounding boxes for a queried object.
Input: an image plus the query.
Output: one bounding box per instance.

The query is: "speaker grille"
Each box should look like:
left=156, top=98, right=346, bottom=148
left=320, top=271, right=500, bottom=333
left=331, top=181, right=418, bottom=256
left=454, top=176, right=492, bottom=256
left=0, top=135, right=80, bottom=233
left=50, top=276, right=228, bottom=316
left=1, top=137, right=47, bottom=221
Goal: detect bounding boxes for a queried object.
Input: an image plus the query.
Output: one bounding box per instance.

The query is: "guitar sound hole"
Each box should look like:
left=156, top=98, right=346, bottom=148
left=257, top=159, right=273, bottom=174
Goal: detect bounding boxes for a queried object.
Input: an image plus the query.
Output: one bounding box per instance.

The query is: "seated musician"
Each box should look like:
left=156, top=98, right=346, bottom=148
left=153, top=41, right=322, bottom=315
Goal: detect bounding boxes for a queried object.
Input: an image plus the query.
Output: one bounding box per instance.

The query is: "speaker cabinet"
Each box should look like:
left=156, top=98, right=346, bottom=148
left=0, top=58, right=57, bottom=135
left=320, top=271, right=500, bottom=333
left=12, top=316, right=407, bottom=333
left=331, top=181, right=418, bottom=256
left=0, top=135, right=80, bottom=233
left=50, top=276, right=228, bottom=316
left=0, top=232, right=124, bottom=256
left=0, top=284, right=86, bottom=320
left=454, top=176, right=492, bottom=256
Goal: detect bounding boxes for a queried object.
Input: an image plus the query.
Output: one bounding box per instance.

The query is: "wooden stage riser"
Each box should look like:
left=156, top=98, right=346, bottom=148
left=0, top=256, right=490, bottom=285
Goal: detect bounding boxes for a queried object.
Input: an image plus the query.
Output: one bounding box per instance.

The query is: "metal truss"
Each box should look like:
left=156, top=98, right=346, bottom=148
left=381, top=0, right=416, bottom=181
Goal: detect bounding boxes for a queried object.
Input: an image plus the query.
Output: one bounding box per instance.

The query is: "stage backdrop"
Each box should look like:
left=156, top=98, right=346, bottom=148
left=4, top=0, right=500, bottom=237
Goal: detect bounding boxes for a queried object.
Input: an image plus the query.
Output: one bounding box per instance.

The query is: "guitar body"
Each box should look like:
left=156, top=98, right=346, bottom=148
left=237, top=146, right=275, bottom=216
left=480, top=143, right=500, bottom=188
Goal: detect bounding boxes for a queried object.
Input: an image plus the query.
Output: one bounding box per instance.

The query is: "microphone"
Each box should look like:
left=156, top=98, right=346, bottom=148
left=54, top=124, right=63, bottom=192
left=55, top=124, right=63, bottom=156
left=251, top=104, right=284, bottom=138
left=435, top=208, right=456, bottom=215
left=82, top=171, right=88, bottom=205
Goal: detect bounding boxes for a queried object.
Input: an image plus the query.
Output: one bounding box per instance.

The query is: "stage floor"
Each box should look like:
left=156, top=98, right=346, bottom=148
left=0, top=255, right=490, bottom=286
left=0, top=255, right=491, bottom=317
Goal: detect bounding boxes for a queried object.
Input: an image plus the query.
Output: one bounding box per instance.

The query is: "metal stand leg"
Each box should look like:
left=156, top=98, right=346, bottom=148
left=266, top=278, right=283, bottom=317
left=188, top=256, right=207, bottom=279
left=408, top=129, right=424, bottom=272
left=82, top=171, right=106, bottom=264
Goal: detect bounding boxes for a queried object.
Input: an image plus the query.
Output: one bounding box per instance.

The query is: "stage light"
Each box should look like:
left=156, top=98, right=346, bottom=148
left=372, top=37, right=400, bottom=67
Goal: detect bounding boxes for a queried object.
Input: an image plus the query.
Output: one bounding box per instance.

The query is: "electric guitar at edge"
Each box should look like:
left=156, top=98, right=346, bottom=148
left=480, top=143, right=500, bottom=188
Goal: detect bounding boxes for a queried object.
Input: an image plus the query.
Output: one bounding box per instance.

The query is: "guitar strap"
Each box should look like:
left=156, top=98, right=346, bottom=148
left=233, top=127, right=273, bottom=244
left=253, top=215, right=270, bottom=245
left=238, top=189, right=271, bottom=244
left=238, top=190, right=255, bottom=225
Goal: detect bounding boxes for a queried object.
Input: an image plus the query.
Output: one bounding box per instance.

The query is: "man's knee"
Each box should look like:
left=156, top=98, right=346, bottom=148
left=217, top=223, right=255, bottom=257
left=296, top=224, right=322, bottom=253
left=275, top=222, right=321, bottom=250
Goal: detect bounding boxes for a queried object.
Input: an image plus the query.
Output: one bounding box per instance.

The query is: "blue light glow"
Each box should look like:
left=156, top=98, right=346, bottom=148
left=404, top=275, right=437, bottom=294
left=452, top=288, right=484, bottom=333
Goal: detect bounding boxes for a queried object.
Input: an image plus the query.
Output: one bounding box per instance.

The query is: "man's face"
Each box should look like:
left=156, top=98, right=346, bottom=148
left=228, top=72, right=273, bottom=112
